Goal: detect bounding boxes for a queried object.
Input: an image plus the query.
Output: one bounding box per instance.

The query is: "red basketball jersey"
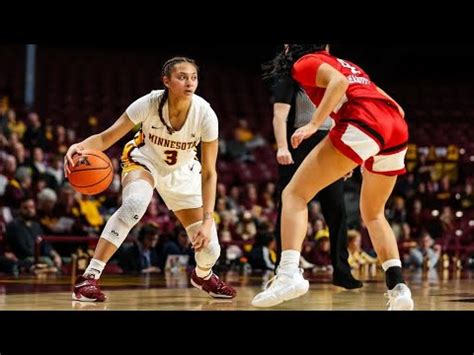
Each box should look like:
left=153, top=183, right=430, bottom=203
left=291, top=51, right=395, bottom=117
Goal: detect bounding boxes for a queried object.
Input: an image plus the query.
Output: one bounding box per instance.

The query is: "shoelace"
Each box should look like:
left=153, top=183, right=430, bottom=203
left=263, top=274, right=279, bottom=291
left=384, top=290, right=400, bottom=306
left=213, top=275, right=234, bottom=294
left=263, top=268, right=304, bottom=291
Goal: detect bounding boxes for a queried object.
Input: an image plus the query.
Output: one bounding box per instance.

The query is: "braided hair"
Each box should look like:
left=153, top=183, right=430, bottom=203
left=158, top=57, right=199, bottom=134
left=262, top=44, right=328, bottom=85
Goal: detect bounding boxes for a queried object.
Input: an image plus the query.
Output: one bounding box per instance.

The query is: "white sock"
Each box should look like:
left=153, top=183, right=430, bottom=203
left=196, top=267, right=212, bottom=279
left=279, top=250, right=300, bottom=274
left=84, top=258, right=106, bottom=279
left=382, top=259, right=402, bottom=272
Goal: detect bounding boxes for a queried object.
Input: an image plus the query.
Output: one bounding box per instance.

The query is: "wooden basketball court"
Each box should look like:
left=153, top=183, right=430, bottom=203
left=0, top=269, right=473, bottom=310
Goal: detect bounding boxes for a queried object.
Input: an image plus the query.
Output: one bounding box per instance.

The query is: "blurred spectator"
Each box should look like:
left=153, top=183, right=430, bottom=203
left=118, top=224, right=160, bottom=274
left=308, top=201, right=324, bottom=224
left=247, top=231, right=275, bottom=272
left=459, top=181, right=474, bottom=209
left=234, top=118, right=254, bottom=143
left=10, top=142, right=28, bottom=168
left=54, top=185, right=89, bottom=236
left=227, top=185, right=243, bottom=214
left=395, top=172, right=418, bottom=202
left=312, top=219, right=329, bottom=241
left=36, top=188, right=60, bottom=234
left=78, top=195, right=105, bottom=235
left=216, top=182, right=231, bottom=207
left=29, top=147, right=47, bottom=183
left=217, top=211, right=237, bottom=241
left=225, top=132, right=253, bottom=162
left=140, top=194, right=172, bottom=233
left=408, top=231, right=441, bottom=269
left=416, top=154, right=435, bottom=183
left=157, top=228, right=194, bottom=271
left=242, top=183, right=260, bottom=210
left=234, top=117, right=266, bottom=150
left=387, top=196, right=407, bottom=240
left=347, top=230, right=378, bottom=269
left=0, top=100, right=8, bottom=137
left=5, top=197, right=62, bottom=272
left=407, top=198, right=427, bottom=239
left=428, top=206, right=455, bottom=239
left=6, top=109, right=26, bottom=139
left=45, top=154, right=65, bottom=188
left=23, top=112, right=47, bottom=151
left=51, top=125, right=69, bottom=155
left=235, top=210, right=257, bottom=241
left=436, top=175, right=452, bottom=204
left=0, top=155, right=10, bottom=196
left=308, top=234, right=332, bottom=270
left=4, top=166, right=32, bottom=209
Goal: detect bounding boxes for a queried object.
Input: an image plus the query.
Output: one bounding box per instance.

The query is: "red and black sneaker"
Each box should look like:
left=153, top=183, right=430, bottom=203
left=72, top=275, right=107, bottom=302
left=190, top=270, right=237, bottom=299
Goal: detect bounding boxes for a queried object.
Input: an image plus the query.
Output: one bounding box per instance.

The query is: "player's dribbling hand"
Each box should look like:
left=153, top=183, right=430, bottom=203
left=192, top=225, right=211, bottom=252
left=291, top=122, right=318, bottom=149
left=64, top=144, right=85, bottom=177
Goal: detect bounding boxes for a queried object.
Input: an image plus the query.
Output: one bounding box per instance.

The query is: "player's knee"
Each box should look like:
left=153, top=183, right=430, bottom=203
left=195, top=242, right=221, bottom=269
left=282, top=185, right=306, bottom=204
left=117, top=193, right=150, bottom=228
left=360, top=207, right=385, bottom=225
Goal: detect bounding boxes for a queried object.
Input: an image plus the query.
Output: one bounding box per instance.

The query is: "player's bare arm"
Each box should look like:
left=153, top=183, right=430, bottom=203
left=64, top=113, right=135, bottom=174
left=291, top=64, right=348, bottom=148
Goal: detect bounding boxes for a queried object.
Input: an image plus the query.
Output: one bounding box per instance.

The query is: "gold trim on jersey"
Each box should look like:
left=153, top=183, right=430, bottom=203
left=120, top=129, right=150, bottom=176
left=133, top=129, right=145, bottom=146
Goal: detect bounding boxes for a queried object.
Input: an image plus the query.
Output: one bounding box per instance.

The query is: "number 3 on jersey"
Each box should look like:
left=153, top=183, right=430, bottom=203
left=164, top=150, right=178, bottom=165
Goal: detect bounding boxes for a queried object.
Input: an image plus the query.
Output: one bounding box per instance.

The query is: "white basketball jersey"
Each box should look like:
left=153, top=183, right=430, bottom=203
left=125, top=90, right=218, bottom=173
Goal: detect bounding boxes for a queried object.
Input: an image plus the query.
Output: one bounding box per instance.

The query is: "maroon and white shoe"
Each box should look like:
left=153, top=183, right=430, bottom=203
left=72, top=275, right=107, bottom=302
left=190, top=270, right=236, bottom=299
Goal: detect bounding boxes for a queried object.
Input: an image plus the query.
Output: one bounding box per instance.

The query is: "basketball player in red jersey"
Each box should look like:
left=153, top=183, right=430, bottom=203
left=64, top=57, right=236, bottom=302
left=252, top=44, right=414, bottom=310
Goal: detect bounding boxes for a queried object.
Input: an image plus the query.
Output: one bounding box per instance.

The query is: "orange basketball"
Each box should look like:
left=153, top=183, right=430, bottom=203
left=67, top=149, right=114, bottom=195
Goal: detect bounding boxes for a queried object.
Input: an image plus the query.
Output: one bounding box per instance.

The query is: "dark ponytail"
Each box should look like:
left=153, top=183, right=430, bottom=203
left=262, top=44, right=328, bottom=85
left=158, top=88, right=171, bottom=134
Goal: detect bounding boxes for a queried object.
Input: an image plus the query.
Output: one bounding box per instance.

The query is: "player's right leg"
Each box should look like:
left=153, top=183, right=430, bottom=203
left=72, top=168, right=155, bottom=302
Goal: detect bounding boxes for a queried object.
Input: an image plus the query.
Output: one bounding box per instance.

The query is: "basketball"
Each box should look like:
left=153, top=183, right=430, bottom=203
left=67, top=149, right=114, bottom=195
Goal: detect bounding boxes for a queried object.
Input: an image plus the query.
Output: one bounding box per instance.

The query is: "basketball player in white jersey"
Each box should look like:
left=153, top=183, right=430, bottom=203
left=65, top=57, right=236, bottom=301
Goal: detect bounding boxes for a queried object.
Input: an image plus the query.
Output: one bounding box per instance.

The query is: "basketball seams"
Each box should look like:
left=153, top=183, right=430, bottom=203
left=71, top=152, right=111, bottom=170
left=67, top=150, right=114, bottom=194
left=82, top=152, right=111, bottom=167
left=69, top=167, right=110, bottom=172
left=69, top=168, right=113, bottom=189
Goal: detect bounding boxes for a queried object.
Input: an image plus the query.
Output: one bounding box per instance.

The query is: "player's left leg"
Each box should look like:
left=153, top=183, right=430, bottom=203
left=175, top=207, right=236, bottom=299
left=252, top=136, right=357, bottom=307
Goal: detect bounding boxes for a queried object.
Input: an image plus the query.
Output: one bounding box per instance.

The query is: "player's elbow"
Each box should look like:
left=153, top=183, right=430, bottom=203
left=201, top=169, right=217, bottom=182
left=335, top=76, right=349, bottom=92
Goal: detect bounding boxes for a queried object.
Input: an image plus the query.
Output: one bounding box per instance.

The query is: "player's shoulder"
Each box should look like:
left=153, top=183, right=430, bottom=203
left=192, top=93, right=217, bottom=119
left=149, top=89, right=165, bottom=103
left=192, top=93, right=212, bottom=109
